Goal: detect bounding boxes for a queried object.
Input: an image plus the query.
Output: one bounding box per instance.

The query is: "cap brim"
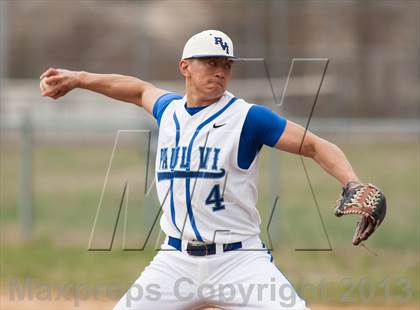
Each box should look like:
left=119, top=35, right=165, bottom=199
left=184, top=54, right=237, bottom=60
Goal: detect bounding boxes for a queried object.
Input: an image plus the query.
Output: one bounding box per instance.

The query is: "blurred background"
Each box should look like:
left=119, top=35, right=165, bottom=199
left=1, top=0, right=419, bottom=309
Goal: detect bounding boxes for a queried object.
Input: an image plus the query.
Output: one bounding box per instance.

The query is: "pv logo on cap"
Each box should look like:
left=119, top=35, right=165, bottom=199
left=214, top=37, right=230, bottom=54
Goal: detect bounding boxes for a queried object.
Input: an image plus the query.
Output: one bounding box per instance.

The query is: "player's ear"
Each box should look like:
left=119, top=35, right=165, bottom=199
left=179, top=60, right=191, bottom=78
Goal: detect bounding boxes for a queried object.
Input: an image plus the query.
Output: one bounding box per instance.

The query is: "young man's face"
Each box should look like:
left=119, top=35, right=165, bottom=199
left=180, top=57, right=233, bottom=102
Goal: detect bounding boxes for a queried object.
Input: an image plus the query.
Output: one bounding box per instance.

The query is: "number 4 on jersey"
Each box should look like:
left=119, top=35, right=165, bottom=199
left=205, top=184, right=225, bottom=211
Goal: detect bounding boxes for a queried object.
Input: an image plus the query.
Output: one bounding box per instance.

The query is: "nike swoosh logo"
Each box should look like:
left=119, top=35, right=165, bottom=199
left=213, top=123, right=227, bottom=128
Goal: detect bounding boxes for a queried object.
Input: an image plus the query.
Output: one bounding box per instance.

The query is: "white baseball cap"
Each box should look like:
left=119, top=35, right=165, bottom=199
left=181, top=30, right=235, bottom=60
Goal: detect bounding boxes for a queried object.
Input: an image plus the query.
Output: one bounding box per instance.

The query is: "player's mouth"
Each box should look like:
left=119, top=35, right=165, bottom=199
left=208, top=80, right=224, bottom=88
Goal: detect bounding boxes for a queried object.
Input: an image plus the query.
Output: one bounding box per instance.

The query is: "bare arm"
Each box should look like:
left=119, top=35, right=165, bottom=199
left=40, top=68, right=169, bottom=115
left=275, top=120, right=359, bottom=186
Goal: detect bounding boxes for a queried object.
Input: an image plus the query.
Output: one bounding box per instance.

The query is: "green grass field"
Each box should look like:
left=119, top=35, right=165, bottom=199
left=1, top=137, right=419, bottom=306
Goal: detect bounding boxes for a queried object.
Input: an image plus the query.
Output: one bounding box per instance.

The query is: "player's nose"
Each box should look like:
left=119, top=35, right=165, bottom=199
left=214, top=67, right=225, bottom=79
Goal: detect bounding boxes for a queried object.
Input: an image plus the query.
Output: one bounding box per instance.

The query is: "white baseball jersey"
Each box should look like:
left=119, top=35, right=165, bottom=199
left=114, top=91, right=310, bottom=310
left=155, top=91, right=261, bottom=243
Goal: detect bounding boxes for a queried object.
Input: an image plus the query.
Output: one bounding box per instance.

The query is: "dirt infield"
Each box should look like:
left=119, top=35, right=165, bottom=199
left=1, top=296, right=418, bottom=310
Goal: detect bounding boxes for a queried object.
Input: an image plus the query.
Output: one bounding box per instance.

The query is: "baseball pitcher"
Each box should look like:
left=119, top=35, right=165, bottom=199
left=40, top=30, right=386, bottom=310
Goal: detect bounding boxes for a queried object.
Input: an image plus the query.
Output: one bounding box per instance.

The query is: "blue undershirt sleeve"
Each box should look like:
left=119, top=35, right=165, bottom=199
left=152, top=93, right=183, bottom=127
left=238, top=105, right=287, bottom=169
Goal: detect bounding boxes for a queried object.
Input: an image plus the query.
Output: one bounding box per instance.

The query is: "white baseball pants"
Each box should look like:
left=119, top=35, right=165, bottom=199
left=113, top=235, right=310, bottom=310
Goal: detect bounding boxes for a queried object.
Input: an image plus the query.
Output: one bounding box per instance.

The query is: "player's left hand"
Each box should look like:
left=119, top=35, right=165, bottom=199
left=334, top=181, right=387, bottom=246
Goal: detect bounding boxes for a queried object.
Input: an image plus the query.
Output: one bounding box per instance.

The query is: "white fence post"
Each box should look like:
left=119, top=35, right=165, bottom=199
left=18, top=110, right=33, bottom=242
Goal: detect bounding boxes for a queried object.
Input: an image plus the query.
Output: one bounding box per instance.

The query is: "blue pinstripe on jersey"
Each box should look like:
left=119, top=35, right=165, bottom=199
left=170, top=112, right=181, bottom=233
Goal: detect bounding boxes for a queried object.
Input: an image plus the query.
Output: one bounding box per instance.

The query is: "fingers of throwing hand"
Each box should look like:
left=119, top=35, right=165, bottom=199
left=41, top=75, right=66, bottom=97
left=42, top=86, right=60, bottom=98
left=45, top=75, right=63, bottom=86
left=40, top=67, right=59, bottom=80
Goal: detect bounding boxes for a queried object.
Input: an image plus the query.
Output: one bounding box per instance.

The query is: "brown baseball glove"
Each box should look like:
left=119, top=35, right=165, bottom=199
left=334, top=182, right=387, bottom=246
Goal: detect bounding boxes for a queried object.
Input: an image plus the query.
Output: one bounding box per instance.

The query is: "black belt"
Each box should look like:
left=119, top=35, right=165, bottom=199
left=168, top=236, right=242, bottom=256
